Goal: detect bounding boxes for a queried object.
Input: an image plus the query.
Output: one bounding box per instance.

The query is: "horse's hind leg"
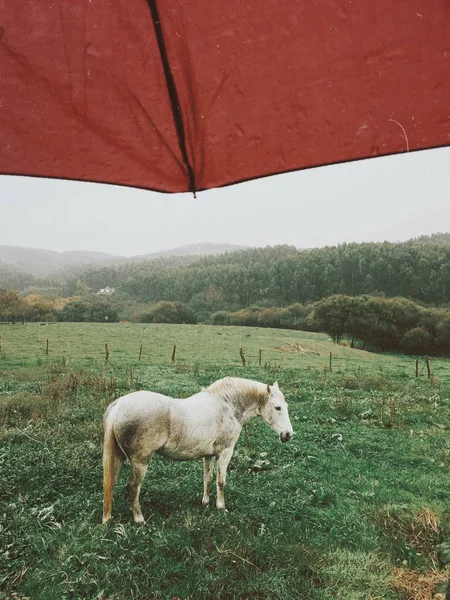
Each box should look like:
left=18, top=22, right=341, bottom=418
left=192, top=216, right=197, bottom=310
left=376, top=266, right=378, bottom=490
left=202, top=456, right=214, bottom=507
left=127, top=457, right=150, bottom=523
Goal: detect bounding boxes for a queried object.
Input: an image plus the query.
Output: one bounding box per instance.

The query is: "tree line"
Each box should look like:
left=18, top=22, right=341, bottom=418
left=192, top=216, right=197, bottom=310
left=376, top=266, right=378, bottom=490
left=2, top=234, right=449, bottom=311
left=309, top=294, right=450, bottom=356
left=1, top=234, right=449, bottom=356
left=0, top=291, right=197, bottom=326
left=2, top=289, right=449, bottom=356
left=45, top=234, right=450, bottom=310
left=211, top=295, right=450, bottom=356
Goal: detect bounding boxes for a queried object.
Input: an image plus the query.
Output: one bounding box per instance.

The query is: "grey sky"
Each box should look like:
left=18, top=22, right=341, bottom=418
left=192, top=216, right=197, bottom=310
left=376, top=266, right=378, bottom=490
left=0, top=147, right=449, bottom=257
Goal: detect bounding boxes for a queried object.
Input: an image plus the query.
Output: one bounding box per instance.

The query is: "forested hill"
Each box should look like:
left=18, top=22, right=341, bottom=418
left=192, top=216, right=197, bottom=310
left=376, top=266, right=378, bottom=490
left=0, top=263, right=35, bottom=291
left=0, top=242, right=247, bottom=279
left=54, top=235, right=450, bottom=308
left=0, top=245, right=117, bottom=277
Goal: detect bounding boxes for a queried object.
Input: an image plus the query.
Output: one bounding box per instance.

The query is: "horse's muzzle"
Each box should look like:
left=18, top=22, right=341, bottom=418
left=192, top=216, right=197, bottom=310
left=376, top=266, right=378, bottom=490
left=280, top=431, right=292, bottom=443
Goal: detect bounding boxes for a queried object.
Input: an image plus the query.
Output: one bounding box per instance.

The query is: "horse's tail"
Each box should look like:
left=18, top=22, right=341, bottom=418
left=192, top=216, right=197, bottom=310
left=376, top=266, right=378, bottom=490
left=102, top=403, right=124, bottom=524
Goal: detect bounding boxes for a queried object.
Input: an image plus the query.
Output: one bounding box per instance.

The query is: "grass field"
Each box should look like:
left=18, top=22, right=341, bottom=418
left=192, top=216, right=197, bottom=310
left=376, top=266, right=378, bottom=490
left=0, top=323, right=449, bottom=600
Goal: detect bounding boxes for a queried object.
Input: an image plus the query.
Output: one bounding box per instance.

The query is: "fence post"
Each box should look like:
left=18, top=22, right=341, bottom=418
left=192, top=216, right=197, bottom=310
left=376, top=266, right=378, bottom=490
left=259, top=349, right=262, bottom=367
left=171, top=345, right=176, bottom=362
left=139, top=344, right=143, bottom=361
left=0, top=336, right=2, bottom=351
left=329, top=351, right=332, bottom=372
left=105, top=343, right=109, bottom=361
left=425, top=356, right=431, bottom=379
left=415, top=359, right=419, bottom=377
left=239, top=348, right=246, bottom=367
left=46, top=339, right=49, bottom=356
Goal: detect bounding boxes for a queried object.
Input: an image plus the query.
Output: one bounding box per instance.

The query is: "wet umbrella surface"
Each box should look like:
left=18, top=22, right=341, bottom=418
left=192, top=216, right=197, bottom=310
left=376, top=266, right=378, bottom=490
left=1, top=0, right=449, bottom=194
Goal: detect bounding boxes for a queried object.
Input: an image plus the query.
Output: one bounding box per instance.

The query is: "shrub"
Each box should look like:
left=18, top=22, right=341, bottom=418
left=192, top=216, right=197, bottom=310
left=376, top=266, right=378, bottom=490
left=139, top=301, right=197, bottom=324
left=211, top=311, right=230, bottom=325
left=0, top=392, right=48, bottom=422
left=57, top=299, right=119, bottom=322
left=228, top=309, right=260, bottom=327
left=402, top=327, right=432, bottom=355
left=258, top=307, right=282, bottom=328
left=278, top=303, right=309, bottom=329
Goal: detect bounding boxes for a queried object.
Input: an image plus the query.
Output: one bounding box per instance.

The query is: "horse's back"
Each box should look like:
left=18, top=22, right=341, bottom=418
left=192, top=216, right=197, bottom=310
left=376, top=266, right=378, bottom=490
left=114, top=390, right=171, bottom=414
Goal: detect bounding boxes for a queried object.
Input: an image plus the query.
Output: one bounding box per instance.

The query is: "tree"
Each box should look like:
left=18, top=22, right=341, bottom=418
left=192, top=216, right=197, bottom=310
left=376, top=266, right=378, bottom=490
left=434, top=315, right=450, bottom=355
left=309, top=295, right=351, bottom=343
left=23, top=293, right=56, bottom=322
left=0, top=290, right=27, bottom=322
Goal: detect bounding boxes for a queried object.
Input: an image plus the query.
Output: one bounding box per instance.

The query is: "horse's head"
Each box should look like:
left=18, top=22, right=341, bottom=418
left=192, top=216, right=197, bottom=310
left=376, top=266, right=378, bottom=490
left=261, top=382, right=293, bottom=443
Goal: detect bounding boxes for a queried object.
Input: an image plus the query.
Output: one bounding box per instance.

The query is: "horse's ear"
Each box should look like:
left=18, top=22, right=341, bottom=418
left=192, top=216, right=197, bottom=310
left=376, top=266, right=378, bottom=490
left=267, top=384, right=271, bottom=394
left=273, top=381, right=279, bottom=389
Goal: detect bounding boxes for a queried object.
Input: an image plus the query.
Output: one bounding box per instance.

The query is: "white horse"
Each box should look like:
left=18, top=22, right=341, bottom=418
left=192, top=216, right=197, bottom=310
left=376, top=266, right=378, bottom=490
left=102, top=377, right=293, bottom=523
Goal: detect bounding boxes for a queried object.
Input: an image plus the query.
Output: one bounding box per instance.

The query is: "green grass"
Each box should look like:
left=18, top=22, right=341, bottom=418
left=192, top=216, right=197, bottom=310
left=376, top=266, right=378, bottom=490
left=0, top=323, right=449, bottom=599
left=1, top=322, right=449, bottom=381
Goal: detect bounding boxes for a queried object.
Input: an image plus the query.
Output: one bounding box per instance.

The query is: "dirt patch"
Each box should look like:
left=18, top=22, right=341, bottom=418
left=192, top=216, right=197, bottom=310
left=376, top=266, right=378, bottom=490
left=375, top=506, right=442, bottom=564
left=391, top=567, right=449, bottom=600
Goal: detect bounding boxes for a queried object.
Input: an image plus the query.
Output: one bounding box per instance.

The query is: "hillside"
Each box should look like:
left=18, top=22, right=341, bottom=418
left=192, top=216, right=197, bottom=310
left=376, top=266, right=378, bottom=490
left=0, top=245, right=118, bottom=278
left=0, top=242, right=247, bottom=279
left=135, top=242, right=248, bottom=260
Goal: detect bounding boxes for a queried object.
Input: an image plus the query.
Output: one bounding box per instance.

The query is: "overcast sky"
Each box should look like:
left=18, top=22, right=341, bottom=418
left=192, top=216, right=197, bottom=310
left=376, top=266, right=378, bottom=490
left=1, top=146, right=449, bottom=257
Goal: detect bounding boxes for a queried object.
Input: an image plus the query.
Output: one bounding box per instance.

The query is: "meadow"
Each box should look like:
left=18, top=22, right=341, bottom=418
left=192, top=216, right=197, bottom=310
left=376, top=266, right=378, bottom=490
left=0, top=322, right=449, bottom=600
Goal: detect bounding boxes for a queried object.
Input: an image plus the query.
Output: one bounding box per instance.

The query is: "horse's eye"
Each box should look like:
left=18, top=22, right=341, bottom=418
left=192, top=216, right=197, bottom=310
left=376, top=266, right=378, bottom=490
left=275, top=406, right=282, bottom=411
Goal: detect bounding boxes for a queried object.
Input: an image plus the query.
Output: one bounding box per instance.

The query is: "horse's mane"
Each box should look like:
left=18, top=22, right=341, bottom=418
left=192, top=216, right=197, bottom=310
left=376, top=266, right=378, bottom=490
left=206, top=377, right=269, bottom=411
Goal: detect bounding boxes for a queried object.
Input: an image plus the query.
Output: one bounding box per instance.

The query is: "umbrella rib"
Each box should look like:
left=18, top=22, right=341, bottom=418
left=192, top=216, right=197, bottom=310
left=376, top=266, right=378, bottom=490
left=146, top=0, right=197, bottom=196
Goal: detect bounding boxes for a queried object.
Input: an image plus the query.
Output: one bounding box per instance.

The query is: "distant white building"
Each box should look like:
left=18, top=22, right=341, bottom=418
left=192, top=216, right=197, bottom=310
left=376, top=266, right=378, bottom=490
left=97, top=286, right=116, bottom=295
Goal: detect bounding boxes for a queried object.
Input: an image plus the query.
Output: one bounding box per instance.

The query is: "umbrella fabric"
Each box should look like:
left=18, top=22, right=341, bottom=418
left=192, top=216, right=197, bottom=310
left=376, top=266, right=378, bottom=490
left=1, top=0, right=449, bottom=194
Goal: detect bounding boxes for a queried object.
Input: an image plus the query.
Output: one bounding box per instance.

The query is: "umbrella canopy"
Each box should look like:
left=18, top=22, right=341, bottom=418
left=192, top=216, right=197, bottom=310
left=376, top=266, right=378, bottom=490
left=1, top=0, right=449, bottom=194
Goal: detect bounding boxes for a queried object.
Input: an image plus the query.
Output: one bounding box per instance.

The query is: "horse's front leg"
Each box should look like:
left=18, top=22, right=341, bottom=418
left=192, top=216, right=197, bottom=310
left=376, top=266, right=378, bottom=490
left=202, top=455, right=214, bottom=507
left=216, top=446, right=235, bottom=510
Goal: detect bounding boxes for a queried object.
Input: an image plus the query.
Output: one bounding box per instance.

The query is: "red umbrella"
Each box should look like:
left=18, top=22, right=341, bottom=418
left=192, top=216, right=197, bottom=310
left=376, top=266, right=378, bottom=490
left=1, top=0, right=449, bottom=194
